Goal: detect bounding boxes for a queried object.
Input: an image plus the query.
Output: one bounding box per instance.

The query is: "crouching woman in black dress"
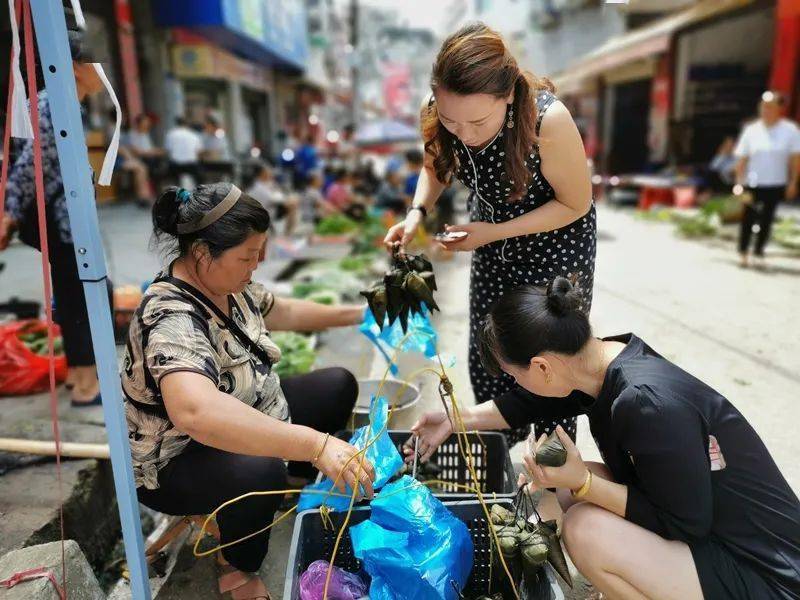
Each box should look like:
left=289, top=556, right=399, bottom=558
left=412, top=277, right=800, bottom=599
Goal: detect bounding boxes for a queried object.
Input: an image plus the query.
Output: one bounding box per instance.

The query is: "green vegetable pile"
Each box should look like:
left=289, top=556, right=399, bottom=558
left=306, top=291, right=339, bottom=306
left=675, top=214, right=717, bottom=238
left=291, top=267, right=364, bottom=302
left=314, top=214, right=359, bottom=235
left=774, top=218, right=800, bottom=252
left=19, top=331, right=63, bottom=356
left=338, top=254, right=374, bottom=274
left=350, top=212, right=387, bottom=255
left=635, top=207, right=674, bottom=223
left=292, top=281, right=332, bottom=299
left=700, top=194, right=744, bottom=224
left=271, top=332, right=317, bottom=379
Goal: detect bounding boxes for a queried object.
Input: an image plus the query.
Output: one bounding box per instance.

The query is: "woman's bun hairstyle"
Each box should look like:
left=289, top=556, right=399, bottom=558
left=151, top=183, right=270, bottom=260
left=546, top=276, right=583, bottom=316
left=152, top=186, right=184, bottom=237
left=479, top=277, right=592, bottom=376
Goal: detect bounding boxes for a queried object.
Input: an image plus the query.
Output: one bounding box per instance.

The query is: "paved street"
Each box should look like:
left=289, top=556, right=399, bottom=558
left=581, top=206, right=800, bottom=488
left=1, top=201, right=799, bottom=597
left=3, top=203, right=798, bottom=487
left=409, top=204, right=800, bottom=494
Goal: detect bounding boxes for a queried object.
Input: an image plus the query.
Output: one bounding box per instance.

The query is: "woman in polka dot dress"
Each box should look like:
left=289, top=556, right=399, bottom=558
left=385, top=23, right=596, bottom=446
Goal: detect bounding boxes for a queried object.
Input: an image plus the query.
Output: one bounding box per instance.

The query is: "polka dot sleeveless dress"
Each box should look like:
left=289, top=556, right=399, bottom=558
left=452, top=90, right=597, bottom=446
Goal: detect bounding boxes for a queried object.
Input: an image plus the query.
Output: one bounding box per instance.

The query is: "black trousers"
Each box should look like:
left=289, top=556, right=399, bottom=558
left=49, top=242, right=113, bottom=367
left=137, top=367, right=357, bottom=572
left=738, top=186, right=783, bottom=256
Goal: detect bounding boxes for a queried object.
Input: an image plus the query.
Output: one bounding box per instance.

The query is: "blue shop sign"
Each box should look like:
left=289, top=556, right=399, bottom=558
left=153, top=0, right=308, bottom=72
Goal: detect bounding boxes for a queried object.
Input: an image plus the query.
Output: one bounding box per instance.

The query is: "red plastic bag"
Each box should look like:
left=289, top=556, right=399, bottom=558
left=0, top=320, right=67, bottom=396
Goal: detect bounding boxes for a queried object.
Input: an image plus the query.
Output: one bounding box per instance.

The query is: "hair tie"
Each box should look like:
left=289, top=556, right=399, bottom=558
left=176, top=188, right=192, bottom=205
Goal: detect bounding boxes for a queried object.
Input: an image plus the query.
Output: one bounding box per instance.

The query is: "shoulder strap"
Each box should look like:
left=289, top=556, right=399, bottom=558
left=153, top=273, right=273, bottom=369
left=535, top=91, right=557, bottom=138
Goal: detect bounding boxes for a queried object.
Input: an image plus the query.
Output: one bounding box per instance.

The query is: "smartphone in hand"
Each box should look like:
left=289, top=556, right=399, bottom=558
left=433, top=231, right=469, bottom=243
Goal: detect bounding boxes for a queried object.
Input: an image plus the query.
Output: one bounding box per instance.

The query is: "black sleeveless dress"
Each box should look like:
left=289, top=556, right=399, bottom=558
left=452, top=90, right=597, bottom=445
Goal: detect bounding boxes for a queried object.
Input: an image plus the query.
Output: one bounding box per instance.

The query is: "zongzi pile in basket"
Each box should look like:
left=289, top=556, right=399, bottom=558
left=489, top=487, right=572, bottom=590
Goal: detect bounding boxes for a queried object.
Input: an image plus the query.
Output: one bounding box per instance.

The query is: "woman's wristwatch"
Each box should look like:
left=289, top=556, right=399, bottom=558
left=408, top=204, right=428, bottom=218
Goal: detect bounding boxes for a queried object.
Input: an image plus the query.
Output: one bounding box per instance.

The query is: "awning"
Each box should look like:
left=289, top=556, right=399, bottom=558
left=153, top=0, right=308, bottom=73
left=354, top=120, right=420, bottom=146
left=552, top=0, right=754, bottom=92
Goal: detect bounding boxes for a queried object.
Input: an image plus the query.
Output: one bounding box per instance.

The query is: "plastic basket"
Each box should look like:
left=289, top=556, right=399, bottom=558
left=283, top=500, right=564, bottom=599
left=321, top=430, right=517, bottom=501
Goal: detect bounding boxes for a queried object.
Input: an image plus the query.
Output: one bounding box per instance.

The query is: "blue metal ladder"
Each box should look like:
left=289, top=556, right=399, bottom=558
left=29, top=2, right=150, bottom=597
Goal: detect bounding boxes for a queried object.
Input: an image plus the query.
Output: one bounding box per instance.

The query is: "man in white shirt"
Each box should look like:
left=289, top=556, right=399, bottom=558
left=165, top=116, right=203, bottom=188
left=734, top=91, right=800, bottom=267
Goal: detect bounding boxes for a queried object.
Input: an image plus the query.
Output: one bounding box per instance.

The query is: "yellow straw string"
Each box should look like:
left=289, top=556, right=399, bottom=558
left=192, top=331, right=520, bottom=599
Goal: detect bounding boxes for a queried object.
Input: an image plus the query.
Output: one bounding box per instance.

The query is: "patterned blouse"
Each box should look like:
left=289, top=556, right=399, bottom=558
left=123, top=267, right=288, bottom=490
left=6, top=91, right=74, bottom=245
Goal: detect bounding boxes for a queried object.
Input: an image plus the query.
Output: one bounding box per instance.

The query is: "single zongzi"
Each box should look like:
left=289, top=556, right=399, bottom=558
left=538, top=519, right=572, bottom=587
left=490, top=503, right=514, bottom=526
left=535, top=431, right=568, bottom=467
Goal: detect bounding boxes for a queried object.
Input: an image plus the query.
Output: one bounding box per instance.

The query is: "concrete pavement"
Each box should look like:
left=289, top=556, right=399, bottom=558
left=426, top=205, right=800, bottom=489
left=1, top=201, right=798, bottom=597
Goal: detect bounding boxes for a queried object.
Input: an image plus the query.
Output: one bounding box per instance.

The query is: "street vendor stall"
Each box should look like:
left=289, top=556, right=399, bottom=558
left=602, top=173, right=700, bottom=210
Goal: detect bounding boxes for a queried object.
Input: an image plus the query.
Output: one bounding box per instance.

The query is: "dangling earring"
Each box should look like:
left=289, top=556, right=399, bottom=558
left=506, top=104, right=514, bottom=129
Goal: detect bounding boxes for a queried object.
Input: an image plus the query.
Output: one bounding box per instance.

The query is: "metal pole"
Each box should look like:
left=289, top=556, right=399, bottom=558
left=29, top=2, right=151, bottom=598
left=350, top=0, right=359, bottom=127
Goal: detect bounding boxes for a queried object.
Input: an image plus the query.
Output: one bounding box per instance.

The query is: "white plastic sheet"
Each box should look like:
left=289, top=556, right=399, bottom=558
left=7, top=0, right=33, bottom=139
left=69, top=0, right=86, bottom=29
left=94, top=63, right=121, bottom=186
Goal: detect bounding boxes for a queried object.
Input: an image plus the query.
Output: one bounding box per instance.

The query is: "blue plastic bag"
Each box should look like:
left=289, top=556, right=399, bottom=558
left=359, top=306, right=439, bottom=375
left=297, top=395, right=403, bottom=512
left=350, top=476, right=474, bottom=599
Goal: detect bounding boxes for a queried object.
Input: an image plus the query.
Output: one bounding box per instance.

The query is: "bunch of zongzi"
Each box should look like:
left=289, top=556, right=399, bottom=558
left=489, top=501, right=572, bottom=589
left=360, top=251, right=439, bottom=333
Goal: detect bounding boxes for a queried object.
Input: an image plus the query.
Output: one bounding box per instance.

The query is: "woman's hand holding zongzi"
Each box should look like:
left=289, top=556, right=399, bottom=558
left=523, top=425, right=589, bottom=492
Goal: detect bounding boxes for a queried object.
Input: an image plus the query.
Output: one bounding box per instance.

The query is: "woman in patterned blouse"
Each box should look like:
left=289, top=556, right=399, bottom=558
left=124, top=182, right=374, bottom=599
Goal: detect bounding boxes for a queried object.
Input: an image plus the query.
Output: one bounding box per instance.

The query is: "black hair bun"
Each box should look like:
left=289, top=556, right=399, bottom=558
left=152, top=187, right=183, bottom=237
left=546, top=276, right=582, bottom=316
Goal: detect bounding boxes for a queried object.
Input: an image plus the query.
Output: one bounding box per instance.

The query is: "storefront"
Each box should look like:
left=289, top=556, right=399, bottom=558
left=672, top=4, right=774, bottom=163
left=604, top=59, right=658, bottom=174
left=153, top=0, right=308, bottom=158
left=551, top=0, right=766, bottom=174
left=171, top=38, right=276, bottom=156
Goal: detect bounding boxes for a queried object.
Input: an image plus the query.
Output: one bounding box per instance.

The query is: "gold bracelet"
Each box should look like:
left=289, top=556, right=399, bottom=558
left=572, top=469, right=593, bottom=499
left=311, top=433, right=330, bottom=465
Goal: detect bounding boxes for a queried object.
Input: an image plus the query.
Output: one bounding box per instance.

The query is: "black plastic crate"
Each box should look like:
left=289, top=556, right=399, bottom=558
left=322, top=430, right=517, bottom=501
left=283, top=500, right=563, bottom=599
